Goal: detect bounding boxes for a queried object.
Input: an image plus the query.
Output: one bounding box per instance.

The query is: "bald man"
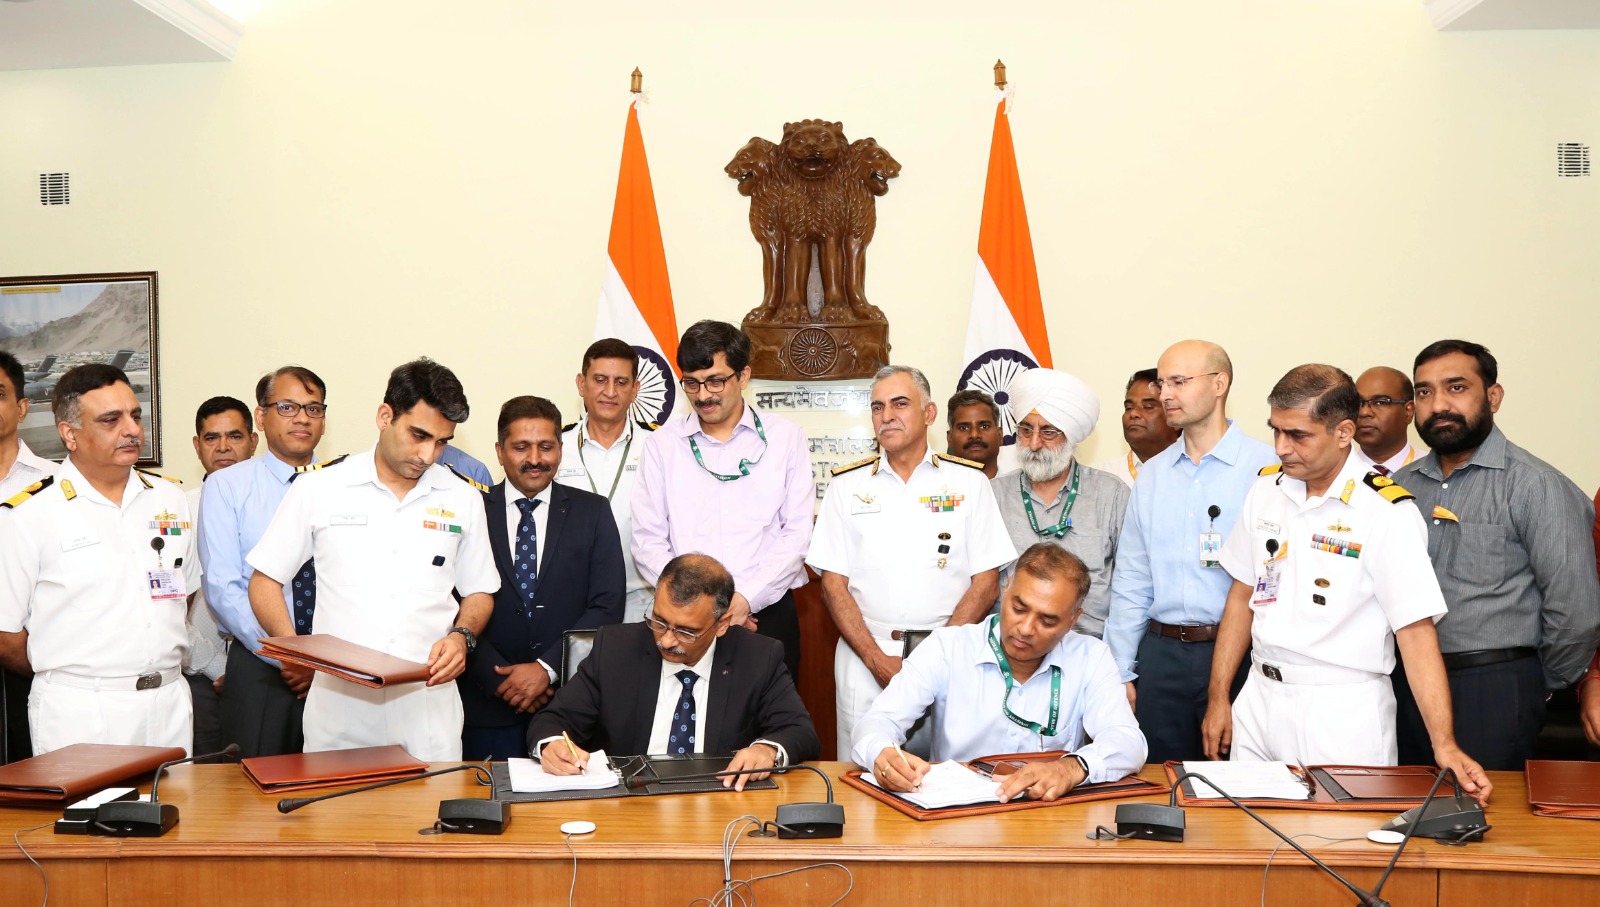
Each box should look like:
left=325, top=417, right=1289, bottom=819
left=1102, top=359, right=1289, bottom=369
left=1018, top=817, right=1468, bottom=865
left=1354, top=367, right=1423, bottom=475
left=1104, top=340, right=1277, bottom=762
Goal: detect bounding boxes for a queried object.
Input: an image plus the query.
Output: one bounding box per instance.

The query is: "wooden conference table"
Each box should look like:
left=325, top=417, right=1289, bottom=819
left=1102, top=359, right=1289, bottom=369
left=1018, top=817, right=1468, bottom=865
left=0, top=764, right=1595, bottom=905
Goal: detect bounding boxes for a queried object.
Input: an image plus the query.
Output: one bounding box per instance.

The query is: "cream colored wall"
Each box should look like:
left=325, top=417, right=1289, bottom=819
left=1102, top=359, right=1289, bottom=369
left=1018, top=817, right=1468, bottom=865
left=2, top=0, right=1597, bottom=491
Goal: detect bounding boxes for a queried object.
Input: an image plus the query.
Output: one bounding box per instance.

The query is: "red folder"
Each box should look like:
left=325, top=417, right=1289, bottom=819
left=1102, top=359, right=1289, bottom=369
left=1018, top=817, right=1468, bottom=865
left=1526, top=760, right=1600, bottom=819
left=256, top=634, right=431, bottom=687
left=1164, top=761, right=1436, bottom=811
left=0, top=744, right=186, bottom=804
left=241, top=745, right=429, bottom=793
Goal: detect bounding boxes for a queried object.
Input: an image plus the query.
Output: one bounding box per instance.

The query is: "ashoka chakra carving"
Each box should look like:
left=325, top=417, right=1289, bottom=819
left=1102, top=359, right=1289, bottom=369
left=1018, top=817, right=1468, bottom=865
left=788, top=328, right=838, bottom=376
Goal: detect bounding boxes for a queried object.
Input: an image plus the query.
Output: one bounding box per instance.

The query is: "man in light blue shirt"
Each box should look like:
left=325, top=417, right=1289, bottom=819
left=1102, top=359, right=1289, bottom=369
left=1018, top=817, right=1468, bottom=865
left=1104, top=340, right=1276, bottom=763
left=854, top=544, right=1146, bottom=803
left=198, top=365, right=329, bottom=757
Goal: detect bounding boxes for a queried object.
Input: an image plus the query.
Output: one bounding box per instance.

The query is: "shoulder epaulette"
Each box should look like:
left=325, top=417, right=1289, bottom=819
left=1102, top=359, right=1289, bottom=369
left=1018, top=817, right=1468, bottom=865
left=291, top=454, right=348, bottom=482
left=135, top=467, right=182, bottom=487
left=831, top=456, right=879, bottom=477
left=933, top=453, right=984, bottom=470
left=445, top=462, right=491, bottom=493
left=561, top=422, right=578, bottom=434
left=1258, top=464, right=1282, bottom=476
left=1, top=476, right=54, bottom=509
left=635, top=419, right=659, bottom=432
left=1363, top=472, right=1415, bottom=504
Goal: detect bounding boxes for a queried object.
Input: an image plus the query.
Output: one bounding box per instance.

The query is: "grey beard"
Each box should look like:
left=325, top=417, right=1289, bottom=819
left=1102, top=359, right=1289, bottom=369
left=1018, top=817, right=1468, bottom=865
left=1019, top=441, right=1075, bottom=483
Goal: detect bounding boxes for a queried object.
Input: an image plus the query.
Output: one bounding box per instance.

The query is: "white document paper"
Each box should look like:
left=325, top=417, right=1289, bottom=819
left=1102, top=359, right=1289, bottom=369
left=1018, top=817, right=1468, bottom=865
left=864, top=760, right=1005, bottom=809
left=508, top=750, right=619, bottom=793
left=1179, top=760, right=1311, bottom=800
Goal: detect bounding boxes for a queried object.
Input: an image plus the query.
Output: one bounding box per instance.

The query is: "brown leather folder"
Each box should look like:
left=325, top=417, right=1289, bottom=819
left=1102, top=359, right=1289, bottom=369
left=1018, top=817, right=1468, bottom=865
left=1526, top=760, right=1600, bottom=819
left=0, top=744, right=186, bottom=804
left=241, top=745, right=429, bottom=793
left=840, top=750, right=1167, bottom=821
left=1164, top=761, right=1436, bottom=811
left=256, top=634, right=431, bottom=687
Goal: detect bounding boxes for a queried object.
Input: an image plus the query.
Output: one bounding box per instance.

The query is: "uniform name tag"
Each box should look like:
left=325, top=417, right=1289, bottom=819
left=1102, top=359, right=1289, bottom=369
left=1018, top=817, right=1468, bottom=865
left=556, top=468, right=585, bottom=479
left=1255, top=519, right=1281, bottom=534
left=850, top=498, right=881, bottom=515
left=61, top=533, right=99, bottom=552
left=147, top=569, right=187, bottom=601
left=331, top=514, right=367, bottom=526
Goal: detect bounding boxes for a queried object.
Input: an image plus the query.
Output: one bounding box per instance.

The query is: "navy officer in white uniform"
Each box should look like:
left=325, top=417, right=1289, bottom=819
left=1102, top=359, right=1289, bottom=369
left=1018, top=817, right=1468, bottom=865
left=247, top=359, right=499, bottom=761
left=1201, top=364, right=1490, bottom=803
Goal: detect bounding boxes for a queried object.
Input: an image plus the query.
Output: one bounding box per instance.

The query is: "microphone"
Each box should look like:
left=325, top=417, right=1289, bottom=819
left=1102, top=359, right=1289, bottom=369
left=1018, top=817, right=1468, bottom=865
left=278, top=762, right=509, bottom=835
left=91, top=744, right=240, bottom=837
left=622, top=762, right=843, bottom=839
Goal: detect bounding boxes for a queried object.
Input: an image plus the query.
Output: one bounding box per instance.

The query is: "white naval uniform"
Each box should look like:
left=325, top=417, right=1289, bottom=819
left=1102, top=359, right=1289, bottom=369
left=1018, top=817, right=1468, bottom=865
left=806, top=446, right=1016, bottom=758
left=558, top=418, right=652, bottom=621
left=1090, top=449, right=1145, bottom=489
left=246, top=448, right=499, bottom=761
left=1354, top=442, right=1422, bottom=476
left=1219, top=450, right=1446, bottom=765
left=0, top=459, right=199, bottom=755
left=0, top=438, right=56, bottom=501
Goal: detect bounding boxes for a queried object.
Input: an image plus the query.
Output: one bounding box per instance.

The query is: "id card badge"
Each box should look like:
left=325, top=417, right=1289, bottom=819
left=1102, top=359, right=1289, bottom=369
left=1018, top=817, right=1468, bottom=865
left=147, top=569, right=187, bottom=601
left=1252, top=571, right=1281, bottom=605
left=1199, top=531, right=1222, bottom=568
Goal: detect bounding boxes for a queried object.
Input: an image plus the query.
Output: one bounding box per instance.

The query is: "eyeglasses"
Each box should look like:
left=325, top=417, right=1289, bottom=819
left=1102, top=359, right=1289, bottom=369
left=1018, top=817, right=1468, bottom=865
left=1153, top=373, right=1220, bottom=392
left=681, top=373, right=737, bottom=394
left=1015, top=424, right=1066, bottom=442
left=1358, top=396, right=1410, bottom=409
left=644, top=613, right=709, bottom=643
left=266, top=401, right=328, bottom=419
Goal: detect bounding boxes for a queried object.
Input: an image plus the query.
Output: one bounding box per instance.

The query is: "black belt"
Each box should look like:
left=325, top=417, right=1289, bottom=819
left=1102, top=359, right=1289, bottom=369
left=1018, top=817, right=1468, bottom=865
left=1146, top=620, right=1219, bottom=643
left=1441, top=647, right=1537, bottom=671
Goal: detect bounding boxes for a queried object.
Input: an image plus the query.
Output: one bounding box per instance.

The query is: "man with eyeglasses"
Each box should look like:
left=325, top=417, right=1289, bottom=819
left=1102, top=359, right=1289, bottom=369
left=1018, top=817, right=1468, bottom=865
left=1092, top=368, right=1181, bottom=488
left=246, top=358, right=499, bottom=760
left=632, top=320, right=812, bottom=679
left=529, top=553, right=818, bottom=783
left=808, top=365, right=1016, bottom=759
left=558, top=339, right=656, bottom=622
left=1353, top=367, right=1423, bottom=476
left=945, top=389, right=1003, bottom=479
left=992, top=368, right=1128, bottom=640
left=1392, top=340, right=1600, bottom=770
left=0, top=364, right=199, bottom=755
left=459, top=395, right=624, bottom=760
left=199, top=365, right=331, bottom=758
left=1104, top=340, right=1276, bottom=763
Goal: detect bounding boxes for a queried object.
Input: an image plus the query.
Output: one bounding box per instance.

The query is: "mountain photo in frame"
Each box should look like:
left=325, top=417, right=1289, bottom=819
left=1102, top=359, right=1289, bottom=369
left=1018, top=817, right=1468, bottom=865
left=1, top=271, right=162, bottom=466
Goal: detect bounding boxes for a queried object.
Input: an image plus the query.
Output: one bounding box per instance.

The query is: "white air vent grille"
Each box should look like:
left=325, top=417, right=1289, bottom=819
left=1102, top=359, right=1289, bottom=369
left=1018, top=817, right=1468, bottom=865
left=1557, top=143, right=1590, bottom=177
left=38, top=172, right=70, bottom=205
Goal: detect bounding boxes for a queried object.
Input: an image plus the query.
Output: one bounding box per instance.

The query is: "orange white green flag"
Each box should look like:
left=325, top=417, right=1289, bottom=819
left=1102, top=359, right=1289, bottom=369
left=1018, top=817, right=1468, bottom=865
left=958, top=89, right=1053, bottom=443
left=595, top=92, right=680, bottom=425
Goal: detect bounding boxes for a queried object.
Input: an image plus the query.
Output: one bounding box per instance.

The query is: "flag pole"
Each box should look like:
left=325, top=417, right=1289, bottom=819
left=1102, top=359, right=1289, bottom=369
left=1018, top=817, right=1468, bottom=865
left=993, top=59, right=1006, bottom=90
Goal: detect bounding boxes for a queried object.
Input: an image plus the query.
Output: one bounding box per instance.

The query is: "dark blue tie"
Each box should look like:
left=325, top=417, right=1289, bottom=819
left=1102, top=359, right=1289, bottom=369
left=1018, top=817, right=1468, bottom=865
left=290, top=560, right=316, bottom=635
left=513, top=497, right=540, bottom=609
left=667, top=670, right=698, bottom=755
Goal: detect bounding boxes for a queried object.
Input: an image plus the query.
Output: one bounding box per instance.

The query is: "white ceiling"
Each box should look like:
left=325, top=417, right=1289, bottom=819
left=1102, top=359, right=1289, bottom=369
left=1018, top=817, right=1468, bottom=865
left=1429, top=0, right=1600, bottom=30
left=0, top=0, right=241, bottom=72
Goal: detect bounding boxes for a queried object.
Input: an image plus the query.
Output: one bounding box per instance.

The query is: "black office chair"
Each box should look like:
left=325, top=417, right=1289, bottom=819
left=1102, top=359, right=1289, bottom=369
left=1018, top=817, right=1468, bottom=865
left=898, top=629, right=935, bottom=760
left=560, top=629, right=598, bottom=686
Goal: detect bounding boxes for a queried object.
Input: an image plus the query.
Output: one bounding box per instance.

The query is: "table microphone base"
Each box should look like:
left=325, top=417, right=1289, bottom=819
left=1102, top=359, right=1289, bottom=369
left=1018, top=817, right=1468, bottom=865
left=90, top=801, right=179, bottom=837
left=437, top=798, right=510, bottom=835
left=775, top=802, right=844, bottom=839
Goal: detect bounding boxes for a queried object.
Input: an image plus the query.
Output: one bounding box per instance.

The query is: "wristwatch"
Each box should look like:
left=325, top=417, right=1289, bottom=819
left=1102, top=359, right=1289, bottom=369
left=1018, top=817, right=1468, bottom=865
left=1062, top=752, right=1090, bottom=779
left=448, top=626, right=477, bottom=654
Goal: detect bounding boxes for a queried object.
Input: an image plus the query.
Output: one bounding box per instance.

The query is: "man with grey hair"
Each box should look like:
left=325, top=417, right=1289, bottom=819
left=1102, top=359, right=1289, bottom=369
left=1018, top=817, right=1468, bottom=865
left=993, top=368, right=1129, bottom=639
left=0, top=364, right=199, bottom=754
left=1199, top=365, right=1489, bottom=802
left=808, top=364, right=1016, bottom=758
left=529, top=553, right=818, bottom=784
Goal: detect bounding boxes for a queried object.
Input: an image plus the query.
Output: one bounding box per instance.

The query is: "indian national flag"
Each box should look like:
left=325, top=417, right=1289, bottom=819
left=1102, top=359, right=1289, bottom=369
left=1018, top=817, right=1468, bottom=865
left=596, top=95, right=680, bottom=426
left=958, top=90, right=1053, bottom=442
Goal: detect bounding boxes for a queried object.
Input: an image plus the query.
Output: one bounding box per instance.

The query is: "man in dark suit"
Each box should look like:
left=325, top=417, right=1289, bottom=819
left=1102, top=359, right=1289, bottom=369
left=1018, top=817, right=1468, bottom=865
left=529, top=554, right=819, bottom=788
left=460, top=396, right=625, bottom=760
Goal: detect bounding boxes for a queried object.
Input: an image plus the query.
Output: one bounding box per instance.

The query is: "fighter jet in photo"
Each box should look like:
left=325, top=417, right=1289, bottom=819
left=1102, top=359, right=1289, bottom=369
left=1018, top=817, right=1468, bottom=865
left=26, top=350, right=138, bottom=402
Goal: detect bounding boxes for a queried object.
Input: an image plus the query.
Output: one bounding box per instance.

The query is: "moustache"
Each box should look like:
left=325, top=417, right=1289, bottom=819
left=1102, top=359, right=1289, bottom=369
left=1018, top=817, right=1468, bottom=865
left=963, top=439, right=989, bottom=449
left=1425, top=413, right=1467, bottom=430
left=657, top=644, right=686, bottom=657
left=695, top=397, right=722, bottom=409
left=519, top=463, right=550, bottom=474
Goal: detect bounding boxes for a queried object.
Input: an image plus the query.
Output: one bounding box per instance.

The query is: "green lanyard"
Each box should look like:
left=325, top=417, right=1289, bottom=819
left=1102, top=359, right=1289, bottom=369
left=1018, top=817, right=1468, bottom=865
left=986, top=615, right=1061, bottom=737
left=1020, top=462, right=1079, bottom=539
left=576, top=422, right=632, bottom=502
left=689, top=410, right=768, bottom=482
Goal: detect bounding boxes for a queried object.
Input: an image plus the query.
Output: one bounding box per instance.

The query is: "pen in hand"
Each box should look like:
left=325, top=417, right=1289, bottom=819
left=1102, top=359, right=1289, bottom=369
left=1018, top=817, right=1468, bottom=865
left=894, top=743, right=919, bottom=790
left=564, top=731, right=585, bottom=775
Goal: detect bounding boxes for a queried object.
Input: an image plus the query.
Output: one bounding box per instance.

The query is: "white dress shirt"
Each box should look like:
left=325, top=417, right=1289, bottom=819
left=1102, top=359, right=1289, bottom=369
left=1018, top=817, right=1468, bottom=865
left=501, top=479, right=552, bottom=572
left=0, top=438, right=56, bottom=501
left=850, top=618, right=1147, bottom=781
left=1090, top=449, right=1145, bottom=489
left=558, top=418, right=649, bottom=594
left=1355, top=442, right=1422, bottom=476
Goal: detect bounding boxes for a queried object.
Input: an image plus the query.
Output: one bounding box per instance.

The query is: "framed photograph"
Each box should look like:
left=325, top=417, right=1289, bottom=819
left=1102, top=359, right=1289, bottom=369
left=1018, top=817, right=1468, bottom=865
left=1, top=271, right=162, bottom=466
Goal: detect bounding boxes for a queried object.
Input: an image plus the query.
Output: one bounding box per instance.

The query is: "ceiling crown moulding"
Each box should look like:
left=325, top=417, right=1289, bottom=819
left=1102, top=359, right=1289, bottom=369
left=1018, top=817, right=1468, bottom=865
left=0, top=0, right=240, bottom=71
left=1426, top=0, right=1600, bottom=31
left=134, top=0, right=242, bottom=59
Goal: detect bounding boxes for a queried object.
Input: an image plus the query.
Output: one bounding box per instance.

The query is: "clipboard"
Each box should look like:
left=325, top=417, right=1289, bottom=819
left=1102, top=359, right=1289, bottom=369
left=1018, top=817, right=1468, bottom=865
left=490, top=753, right=777, bottom=803
left=1164, top=761, right=1437, bottom=811
left=840, top=750, right=1167, bottom=821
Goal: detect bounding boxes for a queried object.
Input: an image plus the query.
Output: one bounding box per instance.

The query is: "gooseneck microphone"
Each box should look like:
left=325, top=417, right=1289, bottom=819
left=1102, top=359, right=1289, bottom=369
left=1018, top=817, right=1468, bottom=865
left=277, top=762, right=510, bottom=835
left=277, top=763, right=491, bottom=813
left=91, top=744, right=241, bottom=837
left=622, top=763, right=843, bottom=839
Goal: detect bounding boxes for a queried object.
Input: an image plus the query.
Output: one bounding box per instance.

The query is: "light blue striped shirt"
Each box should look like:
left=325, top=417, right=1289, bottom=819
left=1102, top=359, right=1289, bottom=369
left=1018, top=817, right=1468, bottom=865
left=198, top=450, right=303, bottom=657
left=1104, top=420, right=1277, bottom=682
